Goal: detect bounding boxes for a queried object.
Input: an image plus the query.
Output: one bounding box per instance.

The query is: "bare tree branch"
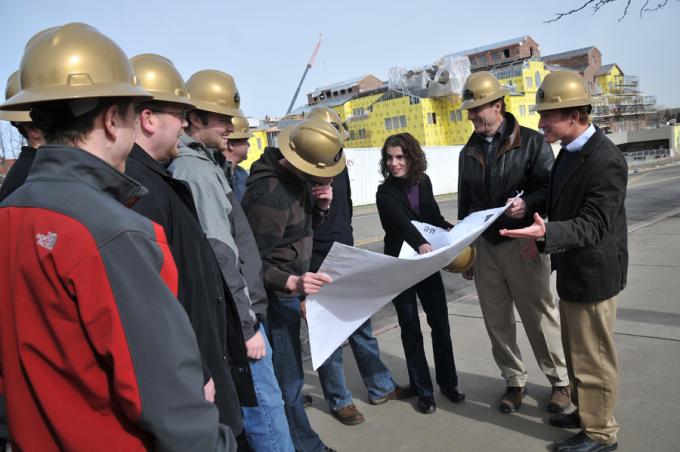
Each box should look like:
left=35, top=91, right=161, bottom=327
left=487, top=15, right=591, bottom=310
left=545, top=0, right=677, bottom=22
left=544, top=0, right=600, bottom=23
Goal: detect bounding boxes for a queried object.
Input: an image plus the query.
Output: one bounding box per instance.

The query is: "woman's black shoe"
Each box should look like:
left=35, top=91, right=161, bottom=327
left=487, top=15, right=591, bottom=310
left=418, top=396, right=436, bottom=414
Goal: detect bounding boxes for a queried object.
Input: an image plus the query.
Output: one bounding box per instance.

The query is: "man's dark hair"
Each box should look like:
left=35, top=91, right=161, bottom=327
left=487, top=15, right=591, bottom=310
left=30, top=97, right=133, bottom=144
left=380, top=132, right=428, bottom=184
left=498, top=97, right=506, bottom=115
left=10, top=122, right=29, bottom=140
left=560, top=105, right=592, bottom=125
left=186, top=109, right=211, bottom=131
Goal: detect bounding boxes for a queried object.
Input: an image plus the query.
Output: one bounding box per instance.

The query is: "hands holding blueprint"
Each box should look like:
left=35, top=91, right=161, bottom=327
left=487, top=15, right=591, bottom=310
left=306, top=195, right=521, bottom=369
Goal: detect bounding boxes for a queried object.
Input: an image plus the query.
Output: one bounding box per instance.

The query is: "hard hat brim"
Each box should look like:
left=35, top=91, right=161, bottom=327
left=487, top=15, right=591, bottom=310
left=189, top=98, right=243, bottom=118
left=535, top=98, right=592, bottom=112
left=145, top=91, right=195, bottom=109
left=460, top=89, right=507, bottom=111
left=228, top=131, right=253, bottom=139
left=0, top=82, right=152, bottom=111
left=0, top=109, right=31, bottom=122
left=278, top=124, right=346, bottom=178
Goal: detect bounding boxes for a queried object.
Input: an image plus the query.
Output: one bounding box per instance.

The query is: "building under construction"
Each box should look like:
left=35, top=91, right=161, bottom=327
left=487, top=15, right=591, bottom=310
left=240, top=36, right=661, bottom=159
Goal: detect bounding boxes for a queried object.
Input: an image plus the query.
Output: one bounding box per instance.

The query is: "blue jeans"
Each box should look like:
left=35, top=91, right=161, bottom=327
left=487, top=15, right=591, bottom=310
left=268, top=295, right=326, bottom=452
left=241, top=328, right=295, bottom=452
left=318, top=319, right=395, bottom=411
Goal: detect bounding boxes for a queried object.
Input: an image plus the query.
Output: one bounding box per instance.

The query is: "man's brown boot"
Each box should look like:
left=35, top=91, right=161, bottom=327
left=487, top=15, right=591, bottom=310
left=548, top=386, right=572, bottom=413
left=333, top=403, right=365, bottom=425
left=499, top=386, right=526, bottom=413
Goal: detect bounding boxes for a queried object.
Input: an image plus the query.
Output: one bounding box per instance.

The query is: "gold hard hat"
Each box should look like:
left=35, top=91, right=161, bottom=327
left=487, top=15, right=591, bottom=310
left=0, top=23, right=150, bottom=111
left=460, top=71, right=507, bottom=110
left=0, top=71, right=31, bottom=122
left=130, top=53, right=194, bottom=108
left=535, top=71, right=592, bottom=112
left=229, top=116, right=253, bottom=139
left=279, top=118, right=346, bottom=178
left=307, top=106, right=349, bottom=141
left=443, top=245, right=476, bottom=273
left=184, top=70, right=243, bottom=118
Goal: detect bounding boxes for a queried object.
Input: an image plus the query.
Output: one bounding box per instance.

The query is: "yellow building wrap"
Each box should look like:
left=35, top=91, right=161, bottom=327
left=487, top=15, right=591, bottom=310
left=240, top=128, right=268, bottom=170
left=337, top=60, right=550, bottom=148
left=595, top=64, right=623, bottom=95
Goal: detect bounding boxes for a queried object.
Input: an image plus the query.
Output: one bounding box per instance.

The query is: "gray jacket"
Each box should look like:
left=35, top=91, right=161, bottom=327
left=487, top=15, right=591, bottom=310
left=168, top=134, right=267, bottom=340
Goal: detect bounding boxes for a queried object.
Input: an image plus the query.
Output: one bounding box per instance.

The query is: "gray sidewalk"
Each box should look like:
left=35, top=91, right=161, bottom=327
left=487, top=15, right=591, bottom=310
left=302, top=214, right=680, bottom=451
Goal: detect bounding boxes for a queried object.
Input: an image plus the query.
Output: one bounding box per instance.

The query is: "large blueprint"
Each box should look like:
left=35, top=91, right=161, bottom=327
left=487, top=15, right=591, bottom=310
left=307, top=200, right=515, bottom=370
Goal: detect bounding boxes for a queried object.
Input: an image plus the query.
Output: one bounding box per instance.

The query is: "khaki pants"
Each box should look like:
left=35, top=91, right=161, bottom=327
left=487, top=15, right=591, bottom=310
left=560, top=297, right=619, bottom=444
left=474, top=236, right=569, bottom=387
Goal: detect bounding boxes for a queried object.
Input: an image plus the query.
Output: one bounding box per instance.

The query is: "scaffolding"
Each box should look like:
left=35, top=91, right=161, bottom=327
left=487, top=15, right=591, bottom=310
left=592, top=74, right=657, bottom=134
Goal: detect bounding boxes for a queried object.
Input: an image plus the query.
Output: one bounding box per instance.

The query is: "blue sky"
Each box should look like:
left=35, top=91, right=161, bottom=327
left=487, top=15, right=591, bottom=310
left=1, top=0, right=678, bottom=118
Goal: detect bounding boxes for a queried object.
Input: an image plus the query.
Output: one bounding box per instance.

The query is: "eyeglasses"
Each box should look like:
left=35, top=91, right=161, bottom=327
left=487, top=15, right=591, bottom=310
left=147, top=109, right=188, bottom=121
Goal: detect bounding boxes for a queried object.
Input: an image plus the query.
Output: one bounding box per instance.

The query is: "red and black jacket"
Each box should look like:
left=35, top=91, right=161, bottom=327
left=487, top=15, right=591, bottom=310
left=0, top=145, right=235, bottom=451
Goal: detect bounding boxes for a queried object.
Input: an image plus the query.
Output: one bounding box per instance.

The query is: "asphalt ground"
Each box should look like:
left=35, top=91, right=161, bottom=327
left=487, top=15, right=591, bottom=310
left=299, top=162, right=680, bottom=451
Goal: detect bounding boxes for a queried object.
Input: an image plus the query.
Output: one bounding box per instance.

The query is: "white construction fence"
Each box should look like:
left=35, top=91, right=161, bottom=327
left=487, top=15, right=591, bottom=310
left=345, top=146, right=463, bottom=206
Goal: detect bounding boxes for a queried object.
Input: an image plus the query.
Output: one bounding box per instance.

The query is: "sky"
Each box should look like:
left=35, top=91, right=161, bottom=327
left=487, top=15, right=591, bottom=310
left=0, top=0, right=678, bottom=119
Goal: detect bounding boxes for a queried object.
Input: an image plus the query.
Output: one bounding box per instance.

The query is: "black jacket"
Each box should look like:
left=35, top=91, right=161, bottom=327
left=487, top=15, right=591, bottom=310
left=125, top=145, right=257, bottom=432
left=376, top=174, right=452, bottom=257
left=458, top=113, right=554, bottom=243
left=311, top=167, right=354, bottom=271
left=542, top=129, right=628, bottom=303
left=0, top=146, right=37, bottom=202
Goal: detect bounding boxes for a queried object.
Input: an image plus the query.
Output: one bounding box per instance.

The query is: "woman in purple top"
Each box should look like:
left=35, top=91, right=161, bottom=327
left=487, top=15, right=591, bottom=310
left=375, top=133, right=465, bottom=414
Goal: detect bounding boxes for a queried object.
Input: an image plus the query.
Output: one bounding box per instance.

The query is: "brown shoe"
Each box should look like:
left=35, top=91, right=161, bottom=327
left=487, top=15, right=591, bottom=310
left=369, top=385, right=415, bottom=405
left=499, top=386, right=526, bottom=413
left=548, top=386, right=572, bottom=413
left=333, top=403, right=365, bottom=425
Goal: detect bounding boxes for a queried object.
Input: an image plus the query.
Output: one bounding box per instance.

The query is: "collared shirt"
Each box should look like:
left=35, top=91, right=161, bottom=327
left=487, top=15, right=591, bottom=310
left=564, top=123, right=596, bottom=152
left=477, top=120, right=506, bottom=164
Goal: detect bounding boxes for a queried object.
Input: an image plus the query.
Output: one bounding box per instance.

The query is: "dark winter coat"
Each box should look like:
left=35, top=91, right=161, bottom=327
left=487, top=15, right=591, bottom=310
left=125, top=145, right=257, bottom=431
left=458, top=112, right=554, bottom=243
left=0, top=145, right=235, bottom=451
left=242, top=147, right=326, bottom=297
left=168, top=135, right=268, bottom=341
left=0, top=146, right=37, bottom=202
left=542, top=129, right=628, bottom=303
left=376, top=174, right=452, bottom=258
left=311, top=166, right=354, bottom=271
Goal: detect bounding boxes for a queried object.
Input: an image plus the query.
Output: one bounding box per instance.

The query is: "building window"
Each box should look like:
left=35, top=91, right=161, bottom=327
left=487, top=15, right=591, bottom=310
left=352, top=107, right=365, bottom=117
left=503, top=48, right=510, bottom=58
left=449, top=111, right=456, bottom=122
left=256, top=137, right=262, bottom=149
left=358, top=129, right=366, bottom=139
left=399, top=115, right=407, bottom=128
left=409, top=96, right=420, bottom=105
left=350, top=130, right=356, bottom=140
left=427, top=112, right=437, bottom=124
left=534, top=71, right=541, bottom=87
left=519, top=105, right=526, bottom=116
left=478, top=54, right=488, bottom=65
left=384, top=117, right=392, bottom=130
left=525, top=76, right=533, bottom=88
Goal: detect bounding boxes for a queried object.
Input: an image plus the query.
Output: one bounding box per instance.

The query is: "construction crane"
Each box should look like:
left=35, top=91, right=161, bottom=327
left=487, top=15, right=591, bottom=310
left=286, top=34, right=322, bottom=115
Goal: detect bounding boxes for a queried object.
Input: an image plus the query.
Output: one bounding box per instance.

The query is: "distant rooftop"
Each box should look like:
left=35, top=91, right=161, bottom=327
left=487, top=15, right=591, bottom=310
left=595, top=63, right=623, bottom=76
left=445, top=36, right=531, bottom=58
left=542, top=46, right=595, bottom=61
left=311, top=75, right=370, bottom=96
